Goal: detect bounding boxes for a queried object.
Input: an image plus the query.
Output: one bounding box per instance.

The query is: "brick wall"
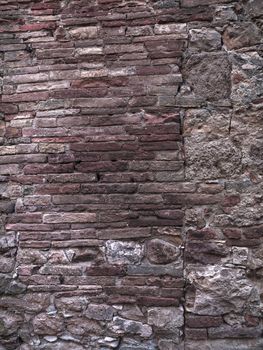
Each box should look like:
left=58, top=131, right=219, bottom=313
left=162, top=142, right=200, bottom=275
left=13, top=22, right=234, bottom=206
left=0, top=0, right=262, bottom=349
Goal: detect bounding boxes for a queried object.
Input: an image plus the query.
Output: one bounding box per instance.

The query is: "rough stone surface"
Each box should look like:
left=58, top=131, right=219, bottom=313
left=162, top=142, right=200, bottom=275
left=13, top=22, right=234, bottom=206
left=32, top=314, right=64, bottom=335
left=185, top=138, right=242, bottom=180
left=189, top=28, right=222, bottom=52
left=223, top=23, right=262, bottom=50
left=148, top=306, right=184, bottom=330
left=106, top=240, right=144, bottom=265
left=183, top=53, right=231, bottom=102
left=0, top=0, right=262, bottom=349
left=186, top=266, right=261, bottom=315
left=109, top=317, right=152, bottom=338
left=84, top=303, right=115, bottom=321
left=146, top=239, right=181, bottom=264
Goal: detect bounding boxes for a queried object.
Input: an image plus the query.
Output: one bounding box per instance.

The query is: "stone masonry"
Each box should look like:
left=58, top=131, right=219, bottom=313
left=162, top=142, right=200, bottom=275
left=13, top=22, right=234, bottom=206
left=0, top=0, right=262, bottom=349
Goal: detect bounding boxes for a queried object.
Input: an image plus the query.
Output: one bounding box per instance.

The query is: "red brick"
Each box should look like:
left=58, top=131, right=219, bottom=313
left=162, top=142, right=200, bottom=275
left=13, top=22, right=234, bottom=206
left=85, top=265, right=127, bottom=276
left=19, top=23, right=56, bottom=31
left=157, top=7, right=213, bottom=23
left=7, top=213, right=42, bottom=224
left=137, top=296, right=180, bottom=306
left=34, top=184, right=80, bottom=195
left=2, top=92, right=48, bottom=103
left=23, top=163, right=74, bottom=175
left=50, top=88, right=108, bottom=99
left=186, top=315, right=223, bottom=328
left=164, top=194, right=221, bottom=205
left=185, top=328, right=207, bottom=340
left=0, top=103, right=18, bottom=114
left=75, top=161, right=128, bottom=173
left=43, top=212, right=96, bottom=224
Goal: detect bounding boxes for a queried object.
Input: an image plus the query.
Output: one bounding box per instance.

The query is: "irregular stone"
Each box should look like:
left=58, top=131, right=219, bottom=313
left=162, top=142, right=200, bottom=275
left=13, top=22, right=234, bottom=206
left=85, top=303, right=115, bottom=321
left=0, top=200, right=15, bottom=214
left=213, top=6, right=237, bottom=24
left=106, top=240, right=143, bottom=264
left=232, top=247, right=248, bottom=265
left=32, top=313, right=64, bottom=335
left=183, top=53, right=231, bottom=101
left=248, top=246, right=263, bottom=270
left=119, top=305, right=144, bottom=321
left=223, top=313, right=244, bottom=326
left=243, top=0, right=263, bottom=17
left=55, top=296, right=88, bottom=312
left=189, top=28, right=221, bottom=52
left=17, top=249, right=47, bottom=265
left=230, top=52, right=263, bottom=108
left=1, top=293, right=50, bottom=313
left=47, top=250, right=69, bottom=264
left=109, top=317, right=152, bottom=338
left=146, top=239, right=180, bottom=264
left=0, top=257, right=15, bottom=273
left=0, top=234, right=16, bottom=252
left=0, top=275, right=26, bottom=295
left=67, top=317, right=103, bottom=335
left=158, top=339, right=183, bottom=349
left=153, top=0, right=178, bottom=9
left=98, top=336, right=120, bottom=348
left=223, top=23, right=262, bottom=50
left=186, top=265, right=261, bottom=315
left=39, top=341, right=86, bottom=350
left=44, top=336, right=58, bottom=342
left=148, top=306, right=184, bottom=331
left=0, top=311, right=23, bottom=336
left=118, top=338, right=157, bottom=350
left=54, top=26, right=69, bottom=41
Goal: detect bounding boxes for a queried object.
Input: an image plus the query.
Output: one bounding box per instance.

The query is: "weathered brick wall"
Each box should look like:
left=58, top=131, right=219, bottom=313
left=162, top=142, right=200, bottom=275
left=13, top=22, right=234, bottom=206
left=0, top=0, right=262, bottom=349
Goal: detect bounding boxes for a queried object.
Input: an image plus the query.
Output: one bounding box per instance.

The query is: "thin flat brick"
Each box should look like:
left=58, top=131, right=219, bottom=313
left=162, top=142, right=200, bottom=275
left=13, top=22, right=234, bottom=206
left=43, top=213, right=96, bottom=223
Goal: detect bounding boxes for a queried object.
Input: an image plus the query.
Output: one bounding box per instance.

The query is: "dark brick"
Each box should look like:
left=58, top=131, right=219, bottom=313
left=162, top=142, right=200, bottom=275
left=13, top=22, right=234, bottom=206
left=137, top=296, right=180, bottom=306
left=186, top=315, right=223, bottom=328
left=185, top=328, right=207, bottom=340
left=85, top=265, right=127, bottom=276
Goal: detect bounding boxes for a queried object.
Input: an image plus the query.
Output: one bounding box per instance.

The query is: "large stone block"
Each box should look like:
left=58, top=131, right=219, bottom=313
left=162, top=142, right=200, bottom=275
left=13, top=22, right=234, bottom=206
left=185, top=138, right=242, bottom=180
left=186, top=265, right=261, bottom=315
left=183, top=53, right=231, bottom=101
left=148, top=306, right=184, bottom=330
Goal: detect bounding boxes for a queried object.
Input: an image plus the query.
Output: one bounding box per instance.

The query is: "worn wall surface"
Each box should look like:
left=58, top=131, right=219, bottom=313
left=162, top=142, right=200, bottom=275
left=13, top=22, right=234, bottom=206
left=0, top=0, right=263, bottom=349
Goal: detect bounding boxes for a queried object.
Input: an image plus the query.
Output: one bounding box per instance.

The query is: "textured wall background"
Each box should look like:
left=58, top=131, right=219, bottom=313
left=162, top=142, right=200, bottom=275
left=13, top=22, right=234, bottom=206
left=0, top=0, right=263, bottom=349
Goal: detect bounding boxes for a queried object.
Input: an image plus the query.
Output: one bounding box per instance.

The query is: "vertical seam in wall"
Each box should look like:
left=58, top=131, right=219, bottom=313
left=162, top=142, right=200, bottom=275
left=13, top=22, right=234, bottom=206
left=181, top=109, right=186, bottom=350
